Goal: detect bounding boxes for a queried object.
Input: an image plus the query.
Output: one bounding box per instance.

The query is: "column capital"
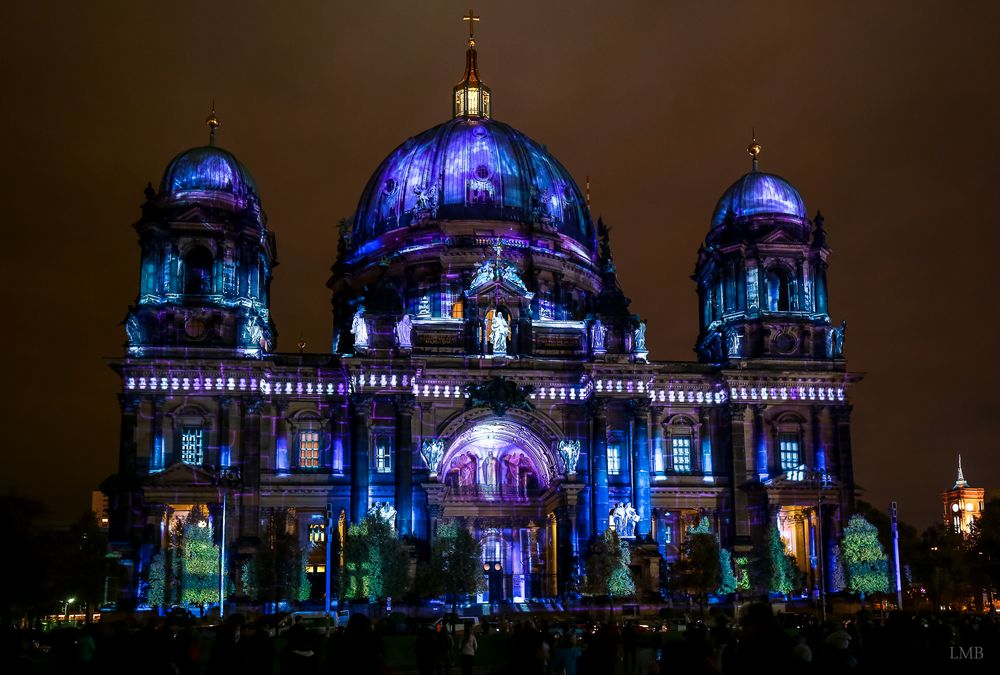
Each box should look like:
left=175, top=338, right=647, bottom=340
left=349, top=393, right=375, bottom=417
left=215, top=395, right=233, bottom=410
left=627, top=397, right=651, bottom=417
left=118, top=393, right=141, bottom=413
left=243, top=396, right=265, bottom=416
left=393, top=394, right=417, bottom=416
left=586, top=396, right=609, bottom=418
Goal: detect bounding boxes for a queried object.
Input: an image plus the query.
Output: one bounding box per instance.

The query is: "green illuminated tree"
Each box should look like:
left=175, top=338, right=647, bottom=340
left=673, top=517, right=720, bottom=612
left=343, top=514, right=409, bottom=603
left=147, top=551, right=166, bottom=608
left=761, top=524, right=797, bottom=596
left=842, top=513, right=889, bottom=604
left=829, top=543, right=846, bottom=592
left=416, top=521, right=484, bottom=611
left=180, top=507, right=219, bottom=608
left=718, top=548, right=737, bottom=595
left=584, top=529, right=635, bottom=614
left=734, top=555, right=751, bottom=591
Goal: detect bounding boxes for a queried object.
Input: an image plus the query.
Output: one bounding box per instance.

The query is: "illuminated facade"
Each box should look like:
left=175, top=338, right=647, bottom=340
left=941, top=456, right=984, bottom=535
left=105, top=32, right=859, bottom=605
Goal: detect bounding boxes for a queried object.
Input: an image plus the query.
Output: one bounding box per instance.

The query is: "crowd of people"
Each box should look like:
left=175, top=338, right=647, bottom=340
left=3, top=604, right=998, bottom=674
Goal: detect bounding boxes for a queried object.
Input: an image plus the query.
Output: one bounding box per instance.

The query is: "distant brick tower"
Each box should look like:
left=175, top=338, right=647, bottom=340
left=941, top=455, right=984, bottom=535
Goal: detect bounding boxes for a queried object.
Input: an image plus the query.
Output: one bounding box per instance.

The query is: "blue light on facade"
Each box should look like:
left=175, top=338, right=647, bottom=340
left=711, top=171, right=807, bottom=228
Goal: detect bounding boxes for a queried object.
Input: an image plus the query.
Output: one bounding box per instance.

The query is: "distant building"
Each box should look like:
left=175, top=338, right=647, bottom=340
left=941, top=456, right=984, bottom=535
left=91, top=490, right=109, bottom=530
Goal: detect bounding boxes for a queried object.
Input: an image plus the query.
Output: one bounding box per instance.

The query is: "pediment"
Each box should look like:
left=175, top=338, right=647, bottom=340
left=146, top=462, right=217, bottom=487
left=758, top=228, right=796, bottom=245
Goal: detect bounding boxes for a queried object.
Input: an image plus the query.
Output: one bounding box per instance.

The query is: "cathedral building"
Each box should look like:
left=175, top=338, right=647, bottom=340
left=106, top=24, right=859, bottom=605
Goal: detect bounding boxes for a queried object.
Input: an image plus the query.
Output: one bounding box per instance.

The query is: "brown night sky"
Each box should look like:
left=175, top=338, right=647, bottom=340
left=2, top=1, right=998, bottom=528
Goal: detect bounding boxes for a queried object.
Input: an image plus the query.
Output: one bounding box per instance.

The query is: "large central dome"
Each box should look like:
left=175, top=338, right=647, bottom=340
left=352, top=116, right=595, bottom=255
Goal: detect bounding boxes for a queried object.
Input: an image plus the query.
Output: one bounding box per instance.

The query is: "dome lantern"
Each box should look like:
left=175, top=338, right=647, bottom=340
left=453, top=9, right=491, bottom=119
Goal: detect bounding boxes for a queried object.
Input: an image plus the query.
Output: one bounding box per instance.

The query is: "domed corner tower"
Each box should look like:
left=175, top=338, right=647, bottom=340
left=693, top=137, right=844, bottom=364
left=327, top=28, right=637, bottom=363
left=124, top=109, right=278, bottom=359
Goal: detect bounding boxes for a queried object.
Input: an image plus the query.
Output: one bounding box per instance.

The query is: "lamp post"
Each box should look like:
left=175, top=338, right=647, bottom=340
left=214, top=467, right=242, bottom=621
left=325, top=503, right=333, bottom=615
left=63, top=597, right=76, bottom=623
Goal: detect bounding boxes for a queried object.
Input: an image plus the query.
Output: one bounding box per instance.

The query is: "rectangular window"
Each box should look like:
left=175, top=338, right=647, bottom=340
left=180, top=427, right=203, bottom=465
left=299, top=430, right=320, bottom=468
left=779, top=433, right=801, bottom=474
left=375, top=442, right=392, bottom=474
left=671, top=436, right=692, bottom=473
left=607, top=443, right=622, bottom=475
left=308, top=522, right=325, bottom=544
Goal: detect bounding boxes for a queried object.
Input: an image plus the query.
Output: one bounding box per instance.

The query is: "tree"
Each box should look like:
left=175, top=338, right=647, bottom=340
left=147, top=551, right=167, bottom=608
left=257, top=510, right=309, bottom=607
left=673, top=517, right=721, bottom=612
left=841, top=513, right=889, bottom=604
left=343, top=514, right=409, bottom=603
left=584, top=529, right=635, bottom=613
left=969, top=498, right=1000, bottom=606
left=759, top=524, right=797, bottom=597
left=180, top=507, right=219, bottom=608
left=829, top=543, right=846, bottom=592
left=418, top=521, right=485, bottom=611
left=718, top=548, right=737, bottom=595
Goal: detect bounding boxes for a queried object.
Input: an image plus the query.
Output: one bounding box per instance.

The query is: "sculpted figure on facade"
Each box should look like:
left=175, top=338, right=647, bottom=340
left=558, top=439, right=581, bottom=476
left=490, top=311, right=510, bottom=355
left=351, top=305, right=369, bottom=350
left=395, top=313, right=413, bottom=349
left=590, top=317, right=607, bottom=353
left=421, top=438, right=445, bottom=476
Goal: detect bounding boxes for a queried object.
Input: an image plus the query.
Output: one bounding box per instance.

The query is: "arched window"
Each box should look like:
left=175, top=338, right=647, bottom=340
left=765, top=267, right=791, bottom=312
left=183, top=246, right=214, bottom=294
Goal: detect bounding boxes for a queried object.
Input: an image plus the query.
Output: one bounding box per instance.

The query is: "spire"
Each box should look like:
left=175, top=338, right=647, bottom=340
left=747, top=129, right=761, bottom=172
left=955, top=454, right=968, bottom=488
left=453, top=9, right=491, bottom=118
left=206, top=101, right=220, bottom=146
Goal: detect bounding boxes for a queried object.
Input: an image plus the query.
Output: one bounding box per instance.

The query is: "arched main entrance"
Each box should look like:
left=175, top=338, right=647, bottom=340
left=435, top=416, right=560, bottom=601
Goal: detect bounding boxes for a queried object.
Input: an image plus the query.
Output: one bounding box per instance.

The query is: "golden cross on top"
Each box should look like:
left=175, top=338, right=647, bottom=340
left=463, top=8, right=480, bottom=41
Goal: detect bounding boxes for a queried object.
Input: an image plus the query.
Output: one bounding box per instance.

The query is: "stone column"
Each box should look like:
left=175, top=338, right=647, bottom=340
left=832, top=406, right=855, bottom=517
left=811, top=405, right=825, bottom=473
left=752, top=404, right=767, bottom=480
left=151, top=395, right=166, bottom=469
left=275, top=400, right=289, bottom=471
left=699, top=408, right=714, bottom=479
left=350, top=394, right=373, bottom=524
left=394, top=395, right=416, bottom=536
left=238, top=397, right=263, bottom=541
left=588, top=398, right=609, bottom=536
left=651, top=407, right=666, bottom=479
left=216, top=396, right=232, bottom=467
left=629, top=398, right=652, bottom=537
left=117, top=394, right=139, bottom=477
left=728, top=404, right=752, bottom=545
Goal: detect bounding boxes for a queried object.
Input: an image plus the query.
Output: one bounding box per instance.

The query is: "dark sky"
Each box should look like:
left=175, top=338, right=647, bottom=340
left=2, top=1, right=998, bottom=529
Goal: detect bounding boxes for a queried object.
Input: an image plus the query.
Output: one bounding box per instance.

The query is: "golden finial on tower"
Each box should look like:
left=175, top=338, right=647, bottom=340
left=747, top=128, right=761, bottom=171
left=206, top=101, right=220, bottom=145
left=463, top=8, right=480, bottom=47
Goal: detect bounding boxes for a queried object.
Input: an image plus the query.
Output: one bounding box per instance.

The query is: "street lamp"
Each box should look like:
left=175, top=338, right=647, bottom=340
left=63, top=597, right=76, bottom=622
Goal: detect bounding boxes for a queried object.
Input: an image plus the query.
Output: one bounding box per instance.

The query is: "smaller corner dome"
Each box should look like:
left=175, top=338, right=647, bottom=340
left=711, top=171, right=806, bottom=228
left=159, top=145, right=259, bottom=203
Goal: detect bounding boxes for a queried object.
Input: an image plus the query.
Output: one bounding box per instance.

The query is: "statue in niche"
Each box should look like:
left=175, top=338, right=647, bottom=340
left=395, top=314, right=413, bottom=349
left=490, top=310, right=510, bottom=355
left=420, top=439, right=445, bottom=476
left=624, top=502, right=640, bottom=537
left=417, top=295, right=432, bottom=317
left=459, top=454, right=477, bottom=488
left=558, top=440, right=581, bottom=476
left=590, top=318, right=607, bottom=353
left=482, top=450, right=498, bottom=487
left=241, top=312, right=266, bottom=351
left=726, top=328, right=743, bottom=358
